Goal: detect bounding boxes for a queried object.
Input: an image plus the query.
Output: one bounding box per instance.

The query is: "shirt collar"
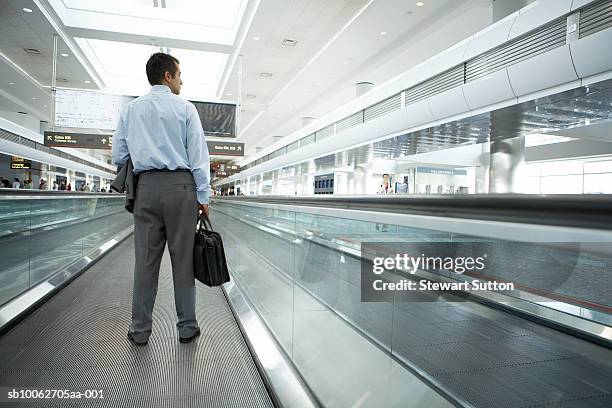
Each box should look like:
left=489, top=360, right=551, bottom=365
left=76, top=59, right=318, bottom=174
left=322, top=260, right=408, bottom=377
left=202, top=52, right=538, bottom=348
left=150, top=85, right=171, bottom=93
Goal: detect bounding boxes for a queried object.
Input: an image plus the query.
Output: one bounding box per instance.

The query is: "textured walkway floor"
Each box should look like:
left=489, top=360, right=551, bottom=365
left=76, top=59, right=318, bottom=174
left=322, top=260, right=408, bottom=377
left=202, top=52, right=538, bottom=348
left=0, top=237, right=274, bottom=408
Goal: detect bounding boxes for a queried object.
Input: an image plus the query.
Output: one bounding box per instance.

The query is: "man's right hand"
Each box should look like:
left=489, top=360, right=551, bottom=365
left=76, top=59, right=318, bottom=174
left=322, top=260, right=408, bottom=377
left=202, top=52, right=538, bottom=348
left=198, top=204, right=209, bottom=218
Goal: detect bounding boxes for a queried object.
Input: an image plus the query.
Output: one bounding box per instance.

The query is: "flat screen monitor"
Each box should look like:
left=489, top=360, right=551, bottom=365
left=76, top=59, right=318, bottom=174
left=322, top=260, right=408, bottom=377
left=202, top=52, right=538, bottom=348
left=191, top=101, right=236, bottom=138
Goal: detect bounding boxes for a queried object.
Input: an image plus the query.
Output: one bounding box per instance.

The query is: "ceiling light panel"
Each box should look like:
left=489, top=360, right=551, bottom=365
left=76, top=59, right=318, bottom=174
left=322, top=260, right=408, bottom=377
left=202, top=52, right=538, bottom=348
left=164, top=0, right=243, bottom=28
left=59, top=0, right=248, bottom=43
left=76, top=38, right=229, bottom=99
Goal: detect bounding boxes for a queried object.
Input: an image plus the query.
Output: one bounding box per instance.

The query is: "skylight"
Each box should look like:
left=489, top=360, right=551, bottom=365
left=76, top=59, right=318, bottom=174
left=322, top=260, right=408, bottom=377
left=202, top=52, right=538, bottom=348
left=76, top=38, right=228, bottom=99
left=60, top=0, right=246, bottom=32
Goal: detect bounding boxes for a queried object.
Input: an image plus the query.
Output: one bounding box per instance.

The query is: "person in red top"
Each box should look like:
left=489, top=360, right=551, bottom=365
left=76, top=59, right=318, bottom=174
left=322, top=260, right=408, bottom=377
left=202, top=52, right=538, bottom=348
left=67, top=183, right=72, bottom=191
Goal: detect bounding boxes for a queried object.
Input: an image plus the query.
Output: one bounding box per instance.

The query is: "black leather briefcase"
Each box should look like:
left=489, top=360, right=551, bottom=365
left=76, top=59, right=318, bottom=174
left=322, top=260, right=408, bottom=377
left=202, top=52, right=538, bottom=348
left=194, top=215, right=230, bottom=287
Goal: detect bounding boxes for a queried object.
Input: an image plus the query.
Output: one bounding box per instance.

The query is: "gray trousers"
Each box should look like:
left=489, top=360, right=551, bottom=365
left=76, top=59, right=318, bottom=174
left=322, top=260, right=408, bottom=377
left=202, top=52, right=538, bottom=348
left=129, top=171, right=200, bottom=341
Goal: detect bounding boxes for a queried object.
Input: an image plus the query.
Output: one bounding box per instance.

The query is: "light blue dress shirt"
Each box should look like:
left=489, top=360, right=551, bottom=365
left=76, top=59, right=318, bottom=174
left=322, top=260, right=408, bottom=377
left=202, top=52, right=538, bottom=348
left=112, top=85, right=210, bottom=204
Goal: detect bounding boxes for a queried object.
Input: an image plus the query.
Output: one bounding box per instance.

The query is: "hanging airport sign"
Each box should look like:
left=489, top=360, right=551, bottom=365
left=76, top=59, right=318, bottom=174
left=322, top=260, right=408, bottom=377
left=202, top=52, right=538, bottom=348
left=11, top=156, right=31, bottom=169
left=207, top=141, right=244, bottom=156
left=191, top=101, right=237, bottom=138
left=44, top=131, right=113, bottom=149
left=54, top=88, right=134, bottom=130
left=226, top=164, right=240, bottom=174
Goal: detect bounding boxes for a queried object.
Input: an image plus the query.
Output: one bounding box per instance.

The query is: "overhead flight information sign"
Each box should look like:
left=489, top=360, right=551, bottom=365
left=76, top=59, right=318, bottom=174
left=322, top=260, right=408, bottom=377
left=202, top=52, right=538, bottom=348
left=54, top=88, right=134, bottom=130
left=207, top=141, right=244, bottom=156
left=192, top=101, right=237, bottom=138
left=44, top=131, right=113, bottom=149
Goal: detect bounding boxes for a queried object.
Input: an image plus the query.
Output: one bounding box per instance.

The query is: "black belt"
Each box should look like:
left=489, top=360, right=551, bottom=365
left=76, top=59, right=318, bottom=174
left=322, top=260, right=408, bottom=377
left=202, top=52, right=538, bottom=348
left=140, top=168, right=191, bottom=174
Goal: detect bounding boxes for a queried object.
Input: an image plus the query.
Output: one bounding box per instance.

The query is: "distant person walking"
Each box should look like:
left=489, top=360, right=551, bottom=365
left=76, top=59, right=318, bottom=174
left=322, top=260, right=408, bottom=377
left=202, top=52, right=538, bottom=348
left=12, top=178, right=21, bottom=189
left=112, top=52, right=210, bottom=346
left=378, top=173, right=393, bottom=195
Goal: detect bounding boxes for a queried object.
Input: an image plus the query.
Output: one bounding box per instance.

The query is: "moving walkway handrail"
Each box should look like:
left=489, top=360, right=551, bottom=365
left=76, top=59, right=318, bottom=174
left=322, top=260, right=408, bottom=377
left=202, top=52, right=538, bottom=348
left=0, top=189, right=120, bottom=198
left=215, top=194, right=612, bottom=230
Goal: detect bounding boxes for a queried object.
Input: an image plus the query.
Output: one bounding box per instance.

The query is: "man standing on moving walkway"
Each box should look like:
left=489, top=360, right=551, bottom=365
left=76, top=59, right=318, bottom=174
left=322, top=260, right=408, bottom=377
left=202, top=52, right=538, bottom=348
left=112, top=52, right=210, bottom=345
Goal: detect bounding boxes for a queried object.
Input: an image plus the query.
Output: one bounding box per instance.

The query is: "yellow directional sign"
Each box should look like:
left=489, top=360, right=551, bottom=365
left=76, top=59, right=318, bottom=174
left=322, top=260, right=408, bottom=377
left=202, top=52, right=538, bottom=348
left=11, top=156, right=31, bottom=169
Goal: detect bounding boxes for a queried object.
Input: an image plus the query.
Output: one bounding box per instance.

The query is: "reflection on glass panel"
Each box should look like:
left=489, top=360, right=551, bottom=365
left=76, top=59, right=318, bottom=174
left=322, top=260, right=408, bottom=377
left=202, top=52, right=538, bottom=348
left=216, top=204, right=296, bottom=355
left=584, top=173, right=612, bottom=193
left=0, top=195, right=132, bottom=307
left=540, top=175, right=583, bottom=194
left=213, top=199, right=612, bottom=408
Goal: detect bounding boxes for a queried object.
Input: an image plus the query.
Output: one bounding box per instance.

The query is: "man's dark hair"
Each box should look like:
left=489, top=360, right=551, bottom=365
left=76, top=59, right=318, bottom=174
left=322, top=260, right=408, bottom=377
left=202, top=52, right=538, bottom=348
left=146, top=52, right=179, bottom=86
left=382, top=173, right=390, bottom=177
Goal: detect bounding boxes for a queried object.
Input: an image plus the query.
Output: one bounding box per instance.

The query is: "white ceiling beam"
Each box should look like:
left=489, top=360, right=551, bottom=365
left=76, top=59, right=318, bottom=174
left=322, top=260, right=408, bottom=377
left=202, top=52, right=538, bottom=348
left=34, top=0, right=106, bottom=89
left=64, top=27, right=233, bottom=54
left=217, top=0, right=262, bottom=98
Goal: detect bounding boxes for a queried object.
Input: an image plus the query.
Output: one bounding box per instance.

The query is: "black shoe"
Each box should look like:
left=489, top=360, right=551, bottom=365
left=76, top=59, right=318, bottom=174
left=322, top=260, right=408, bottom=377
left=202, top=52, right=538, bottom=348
left=179, top=328, right=201, bottom=343
left=127, top=332, right=148, bottom=346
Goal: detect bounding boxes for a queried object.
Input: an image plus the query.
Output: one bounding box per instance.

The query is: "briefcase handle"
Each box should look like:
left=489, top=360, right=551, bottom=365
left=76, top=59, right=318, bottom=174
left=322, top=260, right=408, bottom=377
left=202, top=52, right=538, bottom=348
left=198, top=214, right=214, bottom=232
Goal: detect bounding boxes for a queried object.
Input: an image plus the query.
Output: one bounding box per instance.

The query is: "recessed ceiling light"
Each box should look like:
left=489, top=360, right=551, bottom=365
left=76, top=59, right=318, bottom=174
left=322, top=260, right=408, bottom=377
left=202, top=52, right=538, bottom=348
left=416, top=2, right=424, bottom=6
left=8, top=82, right=15, bottom=85
left=23, top=48, right=41, bottom=55
left=43, top=105, right=47, bottom=108
left=260, top=72, right=273, bottom=78
left=380, top=31, right=387, bottom=36
left=31, top=97, right=37, bottom=100
left=22, top=7, right=33, bottom=13
left=61, top=53, right=69, bottom=57
left=342, top=61, right=349, bottom=65
left=84, top=80, right=91, bottom=84
left=252, top=36, right=260, bottom=41
left=282, top=38, right=298, bottom=47
left=226, top=93, right=232, bottom=96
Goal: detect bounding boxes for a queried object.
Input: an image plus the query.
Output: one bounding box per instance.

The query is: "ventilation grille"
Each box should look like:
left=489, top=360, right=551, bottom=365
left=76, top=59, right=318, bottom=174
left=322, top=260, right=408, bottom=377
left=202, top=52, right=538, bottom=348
left=0, top=128, right=114, bottom=174
left=405, top=64, right=464, bottom=104
left=269, top=147, right=286, bottom=159
left=466, top=17, right=566, bottom=83
left=364, top=93, right=401, bottom=122
left=0, top=129, right=22, bottom=145
left=242, top=14, right=574, bottom=173
left=580, top=0, right=612, bottom=38
left=315, top=124, right=335, bottom=140
left=286, top=140, right=299, bottom=153
left=300, top=133, right=315, bottom=147
left=336, top=111, right=363, bottom=133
